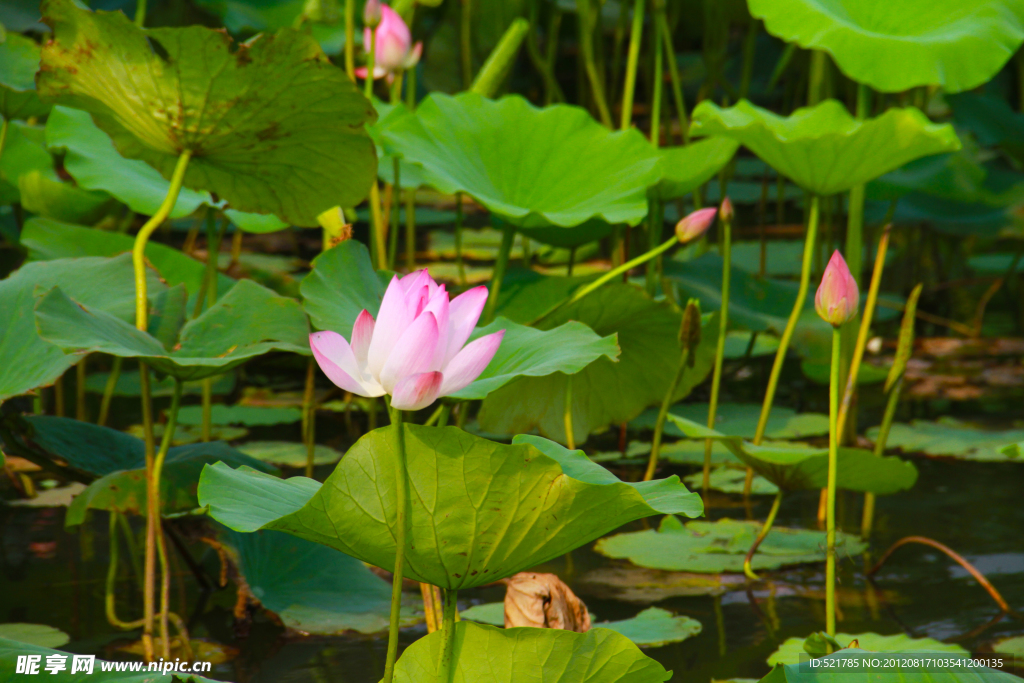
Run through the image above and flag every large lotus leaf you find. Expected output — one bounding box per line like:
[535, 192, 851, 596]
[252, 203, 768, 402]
[198, 424, 702, 589]
[35, 278, 310, 381]
[220, 529, 421, 634]
[392, 621, 671, 683]
[0, 637, 220, 682]
[0, 624, 68, 648]
[461, 604, 701, 648]
[632, 402, 829, 440]
[37, 0, 378, 226]
[689, 100, 961, 195]
[759, 648, 1018, 683]
[379, 92, 661, 237]
[17, 169, 115, 224]
[949, 92, 1024, 164]
[0, 121, 56, 203]
[493, 267, 598, 325]
[748, 0, 1024, 93]
[370, 99, 428, 189]
[85, 370, 236, 398]
[767, 632, 967, 667]
[0, 255, 165, 403]
[666, 414, 918, 494]
[0, 31, 50, 120]
[654, 137, 740, 201]
[19, 217, 236, 301]
[595, 516, 867, 574]
[869, 418, 1024, 462]
[300, 240, 619, 400]
[478, 284, 717, 446]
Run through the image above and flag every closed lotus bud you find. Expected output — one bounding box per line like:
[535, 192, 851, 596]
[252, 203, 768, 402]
[363, 0, 382, 27]
[679, 299, 702, 365]
[675, 207, 717, 243]
[720, 197, 734, 224]
[815, 250, 859, 327]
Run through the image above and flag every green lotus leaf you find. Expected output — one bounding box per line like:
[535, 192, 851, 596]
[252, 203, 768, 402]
[370, 99, 429, 189]
[85, 370, 236, 398]
[125, 422, 248, 446]
[748, 0, 1024, 93]
[0, 31, 50, 119]
[666, 414, 918, 494]
[0, 121, 55, 203]
[220, 528, 422, 634]
[198, 424, 702, 589]
[35, 278, 310, 381]
[37, 0, 378, 226]
[392, 621, 671, 683]
[994, 636, 1024, 657]
[759, 648, 1017, 683]
[461, 604, 701, 649]
[595, 516, 867, 574]
[300, 240, 619, 400]
[236, 440, 343, 467]
[478, 284, 717, 446]
[190, 0, 348, 55]
[767, 632, 967, 667]
[17, 169, 115, 224]
[632, 402, 829, 440]
[0, 624, 68, 649]
[870, 418, 1024, 462]
[654, 136, 740, 201]
[684, 467, 778, 495]
[690, 100, 961, 196]
[379, 92, 661, 241]
[949, 92, 1024, 165]
[492, 267, 599, 325]
[20, 217, 236, 303]
[0, 255, 165, 404]
[174, 405, 302, 427]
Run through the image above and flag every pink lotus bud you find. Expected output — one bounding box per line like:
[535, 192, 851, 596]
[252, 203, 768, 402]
[675, 207, 717, 243]
[363, 0, 382, 27]
[356, 4, 423, 83]
[720, 197, 734, 223]
[815, 250, 859, 327]
[310, 271, 504, 411]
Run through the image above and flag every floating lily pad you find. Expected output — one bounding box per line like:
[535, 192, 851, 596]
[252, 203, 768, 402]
[0, 31, 49, 120]
[595, 516, 868, 574]
[577, 566, 747, 603]
[767, 632, 968, 666]
[632, 402, 830, 440]
[125, 423, 249, 446]
[174, 405, 302, 427]
[392, 621, 671, 683]
[0, 624, 69, 648]
[869, 418, 1024, 462]
[684, 468, 778, 495]
[654, 137, 740, 200]
[36, 279, 310, 382]
[800, 359, 890, 385]
[38, 0, 378, 225]
[379, 92, 661, 244]
[221, 529, 421, 635]
[236, 441, 343, 467]
[199, 425, 702, 590]
[690, 100, 961, 196]
[85, 370, 236, 398]
[7, 482, 87, 508]
[300, 240, 619, 401]
[479, 284, 717, 446]
[748, 0, 1024, 92]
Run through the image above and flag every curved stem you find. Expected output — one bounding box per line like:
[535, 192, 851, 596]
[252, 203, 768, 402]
[437, 588, 459, 682]
[657, 10, 688, 144]
[106, 513, 145, 630]
[825, 326, 841, 636]
[861, 375, 902, 538]
[344, 0, 355, 79]
[133, 150, 191, 333]
[470, 18, 530, 98]
[644, 347, 690, 481]
[150, 378, 182, 659]
[576, 0, 613, 127]
[139, 362, 156, 661]
[704, 211, 731, 497]
[743, 491, 782, 580]
[382, 406, 409, 683]
[866, 536, 1011, 613]
[619, 0, 646, 130]
[482, 219, 516, 325]
[570, 235, 677, 306]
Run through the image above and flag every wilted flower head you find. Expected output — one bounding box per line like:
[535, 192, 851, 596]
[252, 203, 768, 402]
[310, 271, 504, 411]
[675, 207, 717, 243]
[815, 250, 859, 327]
[356, 3, 422, 83]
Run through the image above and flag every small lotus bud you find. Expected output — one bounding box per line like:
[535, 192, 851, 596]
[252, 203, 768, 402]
[679, 299, 702, 365]
[363, 0, 382, 28]
[720, 197, 734, 223]
[815, 250, 859, 327]
[675, 207, 717, 243]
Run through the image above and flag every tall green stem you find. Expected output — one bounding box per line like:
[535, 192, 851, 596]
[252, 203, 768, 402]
[405, 190, 417, 271]
[106, 513, 145, 630]
[825, 326, 841, 636]
[563, 378, 575, 449]
[471, 18, 530, 98]
[344, 0, 355, 78]
[644, 347, 690, 481]
[98, 357, 122, 427]
[861, 375, 902, 538]
[437, 588, 459, 682]
[808, 50, 827, 106]
[657, 11, 688, 144]
[388, 161, 402, 270]
[199, 213, 225, 442]
[482, 219, 516, 324]
[645, 197, 662, 296]
[365, 30, 378, 99]
[303, 359, 317, 479]
[76, 357, 88, 422]
[703, 211, 731, 496]
[570, 235, 676, 306]
[576, 0, 613, 127]
[0, 119, 9, 162]
[382, 405, 409, 683]
[134, 0, 146, 27]
[743, 491, 782, 580]
[619, 0, 646, 130]
[460, 0, 473, 88]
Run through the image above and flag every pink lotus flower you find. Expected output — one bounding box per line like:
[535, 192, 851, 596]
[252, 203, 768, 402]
[356, 3, 423, 83]
[815, 250, 859, 327]
[310, 270, 504, 411]
[675, 207, 718, 243]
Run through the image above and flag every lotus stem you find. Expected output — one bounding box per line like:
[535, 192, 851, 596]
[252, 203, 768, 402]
[704, 212, 731, 497]
[861, 375, 902, 538]
[866, 536, 1011, 613]
[460, 0, 473, 88]
[746, 194, 820, 497]
[106, 512, 145, 630]
[808, 50, 827, 106]
[138, 362, 156, 661]
[133, 149, 191, 332]
[53, 374, 64, 417]
[200, 213, 225, 442]
[149, 378, 182, 659]
[0, 119, 9, 161]
[645, 26, 664, 295]
[405, 189, 417, 272]
[825, 326, 841, 636]
[388, 161, 401, 270]
[571, 235, 677, 306]
[365, 29, 377, 99]
[344, 0, 355, 79]
[134, 0, 146, 26]
[302, 359, 317, 478]
[644, 346, 690, 482]
[437, 588, 459, 682]
[619, 0, 646, 130]
[471, 17, 529, 98]
[482, 219, 516, 324]
[576, 0, 612, 127]
[421, 582, 439, 633]
[656, 6, 688, 144]
[738, 20, 758, 100]
[563, 377, 575, 449]
[76, 356, 88, 422]
[382, 405, 410, 683]
[117, 510, 143, 582]
[743, 491, 782, 580]
[369, 183, 387, 270]
[525, 0, 563, 104]
[455, 193, 466, 285]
